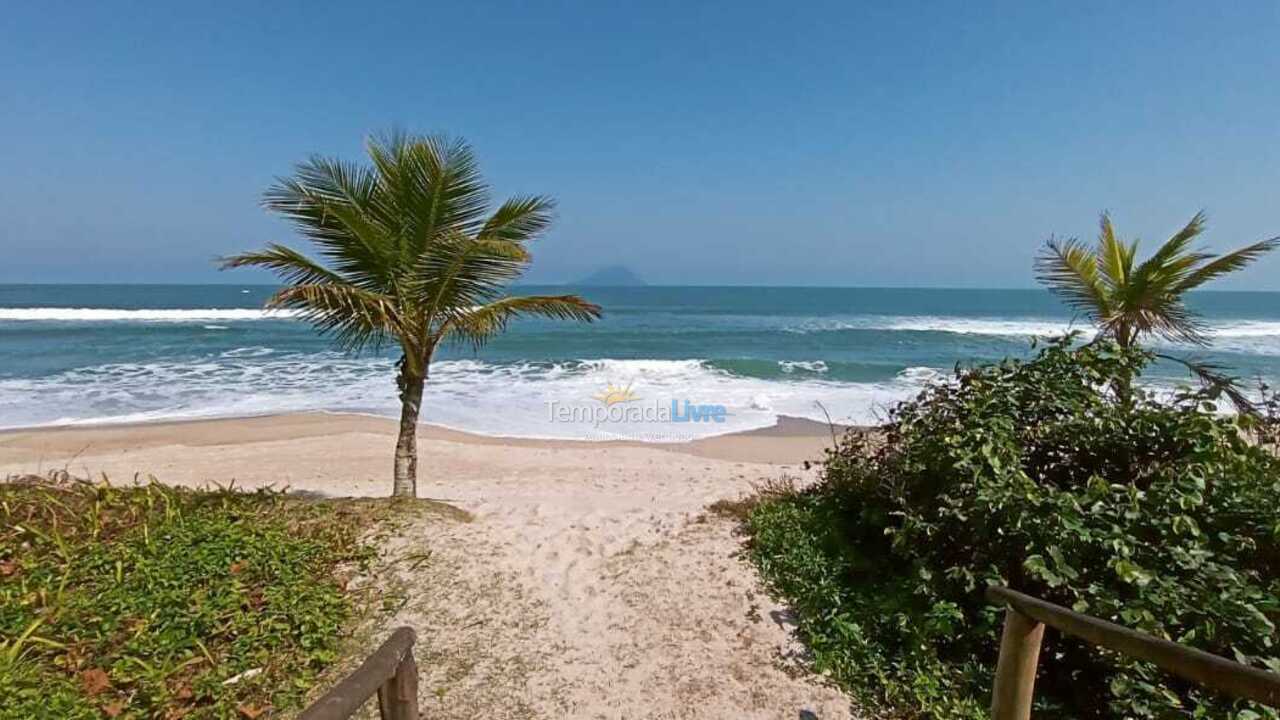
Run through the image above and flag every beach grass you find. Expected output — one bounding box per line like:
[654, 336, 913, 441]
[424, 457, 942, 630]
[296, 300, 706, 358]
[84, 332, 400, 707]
[0, 473, 396, 719]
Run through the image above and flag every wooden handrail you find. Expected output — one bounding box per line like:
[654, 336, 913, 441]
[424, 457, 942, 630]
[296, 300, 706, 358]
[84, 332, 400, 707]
[987, 585, 1280, 719]
[299, 626, 419, 720]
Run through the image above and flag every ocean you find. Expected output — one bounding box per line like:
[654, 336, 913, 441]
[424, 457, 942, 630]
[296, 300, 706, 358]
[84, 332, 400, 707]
[2, 284, 1279, 440]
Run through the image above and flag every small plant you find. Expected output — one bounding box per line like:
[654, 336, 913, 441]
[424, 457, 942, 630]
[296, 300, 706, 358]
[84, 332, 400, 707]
[0, 474, 383, 719]
[744, 339, 1280, 719]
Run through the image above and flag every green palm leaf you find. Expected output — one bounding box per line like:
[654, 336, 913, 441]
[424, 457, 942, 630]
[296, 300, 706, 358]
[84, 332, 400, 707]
[1175, 236, 1280, 293]
[413, 232, 533, 320]
[1096, 212, 1133, 290]
[441, 295, 603, 348]
[1035, 236, 1110, 320]
[263, 159, 395, 290]
[479, 196, 556, 242]
[266, 283, 402, 354]
[1133, 211, 1207, 280]
[219, 244, 349, 286]
[367, 132, 489, 256]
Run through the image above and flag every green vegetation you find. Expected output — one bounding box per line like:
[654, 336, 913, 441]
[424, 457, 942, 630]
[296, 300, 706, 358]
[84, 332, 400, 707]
[1036, 211, 1277, 348]
[0, 475, 385, 719]
[739, 339, 1280, 719]
[223, 131, 601, 497]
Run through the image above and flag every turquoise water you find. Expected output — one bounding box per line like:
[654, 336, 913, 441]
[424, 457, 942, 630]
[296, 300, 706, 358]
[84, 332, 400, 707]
[2, 284, 1279, 438]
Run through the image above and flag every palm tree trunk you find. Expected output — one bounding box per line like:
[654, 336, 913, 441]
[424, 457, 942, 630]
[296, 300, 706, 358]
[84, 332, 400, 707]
[393, 369, 425, 498]
[1113, 324, 1134, 406]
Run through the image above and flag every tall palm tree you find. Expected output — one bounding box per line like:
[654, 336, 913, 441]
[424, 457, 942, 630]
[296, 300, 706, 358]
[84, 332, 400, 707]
[1036, 211, 1277, 348]
[223, 132, 602, 497]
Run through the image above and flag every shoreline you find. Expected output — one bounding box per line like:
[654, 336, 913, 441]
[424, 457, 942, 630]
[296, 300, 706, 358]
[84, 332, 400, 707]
[0, 409, 847, 443]
[0, 411, 858, 482]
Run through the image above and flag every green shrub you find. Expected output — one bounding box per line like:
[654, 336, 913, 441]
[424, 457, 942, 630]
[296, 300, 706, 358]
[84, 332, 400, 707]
[746, 339, 1280, 719]
[0, 477, 381, 719]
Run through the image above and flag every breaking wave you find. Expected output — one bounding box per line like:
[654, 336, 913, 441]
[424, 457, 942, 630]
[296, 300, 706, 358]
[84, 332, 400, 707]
[0, 308, 300, 322]
[0, 356, 936, 440]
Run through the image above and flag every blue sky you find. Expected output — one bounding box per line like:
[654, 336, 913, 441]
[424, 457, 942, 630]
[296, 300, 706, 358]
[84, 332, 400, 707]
[2, 1, 1278, 288]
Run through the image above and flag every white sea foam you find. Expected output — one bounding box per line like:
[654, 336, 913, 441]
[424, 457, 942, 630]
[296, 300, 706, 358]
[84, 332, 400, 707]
[3, 301, 1277, 437]
[1197, 321, 1280, 354]
[221, 347, 275, 358]
[781, 315, 1280, 354]
[880, 316, 1084, 336]
[0, 308, 300, 322]
[0, 355, 926, 440]
[779, 360, 829, 374]
[2, 345, 1267, 438]
[784, 315, 1086, 337]
[898, 366, 945, 383]
[5, 306, 1279, 345]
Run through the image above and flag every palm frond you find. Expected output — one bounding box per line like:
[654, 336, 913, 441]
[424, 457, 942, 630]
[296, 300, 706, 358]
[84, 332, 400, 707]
[219, 244, 348, 286]
[1176, 236, 1280, 293]
[409, 135, 489, 234]
[1131, 211, 1207, 284]
[479, 195, 556, 242]
[1096, 212, 1132, 290]
[1035, 236, 1110, 320]
[1156, 352, 1257, 415]
[262, 157, 395, 290]
[439, 295, 602, 348]
[265, 284, 403, 354]
[366, 132, 490, 260]
[1119, 215, 1199, 320]
[1125, 297, 1210, 346]
[413, 232, 532, 323]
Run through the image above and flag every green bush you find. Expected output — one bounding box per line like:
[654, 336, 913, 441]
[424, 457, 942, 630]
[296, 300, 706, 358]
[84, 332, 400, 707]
[0, 477, 381, 719]
[745, 339, 1280, 719]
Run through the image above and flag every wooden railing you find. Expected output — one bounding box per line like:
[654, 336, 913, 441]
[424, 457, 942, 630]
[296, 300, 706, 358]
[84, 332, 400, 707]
[987, 585, 1280, 720]
[299, 627, 418, 720]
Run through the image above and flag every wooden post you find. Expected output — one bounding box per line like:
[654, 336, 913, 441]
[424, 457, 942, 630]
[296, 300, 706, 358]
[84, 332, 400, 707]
[985, 585, 1280, 711]
[990, 606, 1044, 720]
[988, 584, 1280, 708]
[301, 627, 418, 720]
[379, 649, 418, 720]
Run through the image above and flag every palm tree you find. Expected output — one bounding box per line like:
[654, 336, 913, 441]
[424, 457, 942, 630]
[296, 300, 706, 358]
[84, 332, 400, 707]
[1036, 211, 1277, 348]
[223, 132, 602, 497]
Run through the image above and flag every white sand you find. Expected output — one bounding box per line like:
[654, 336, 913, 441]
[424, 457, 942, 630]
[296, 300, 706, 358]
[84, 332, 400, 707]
[0, 413, 858, 719]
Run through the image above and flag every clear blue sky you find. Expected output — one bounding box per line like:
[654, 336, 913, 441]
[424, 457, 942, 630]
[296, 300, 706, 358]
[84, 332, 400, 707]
[3, 1, 1278, 288]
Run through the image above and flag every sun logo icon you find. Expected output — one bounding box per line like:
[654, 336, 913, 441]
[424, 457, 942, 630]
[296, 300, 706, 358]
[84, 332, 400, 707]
[593, 382, 639, 406]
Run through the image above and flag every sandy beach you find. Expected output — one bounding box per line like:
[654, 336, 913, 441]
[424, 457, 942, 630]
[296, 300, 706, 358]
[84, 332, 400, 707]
[0, 414, 858, 719]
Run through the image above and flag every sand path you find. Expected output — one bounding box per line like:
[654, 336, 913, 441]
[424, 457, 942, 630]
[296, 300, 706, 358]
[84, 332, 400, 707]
[0, 414, 857, 719]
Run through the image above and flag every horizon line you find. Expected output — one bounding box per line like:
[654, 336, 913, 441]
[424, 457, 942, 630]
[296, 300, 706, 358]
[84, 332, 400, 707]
[2, 281, 1280, 294]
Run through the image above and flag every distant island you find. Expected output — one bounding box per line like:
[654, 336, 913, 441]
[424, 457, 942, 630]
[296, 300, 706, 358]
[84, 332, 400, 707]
[575, 266, 646, 286]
